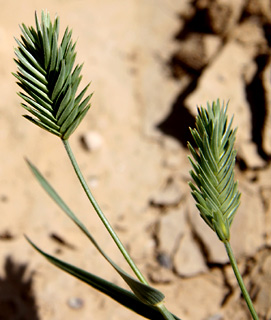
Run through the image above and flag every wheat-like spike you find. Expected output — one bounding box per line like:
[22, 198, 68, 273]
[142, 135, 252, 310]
[188, 100, 241, 242]
[13, 11, 92, 140]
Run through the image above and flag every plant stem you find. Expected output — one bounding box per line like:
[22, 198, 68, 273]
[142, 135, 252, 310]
[156, 303, 176, 320]
[62, 139, 148, 284]
[62, 139, 176, 320]
[224, 240, 259, 320]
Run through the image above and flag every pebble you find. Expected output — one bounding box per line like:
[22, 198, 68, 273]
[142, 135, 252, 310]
[80, 131, 103, 151]
[150, 178, 182, 207]
[67, 297, 84, 309]
[88, 175, 99, 188]
[156, 252, 172, 269]
[204, 314, 224, 320]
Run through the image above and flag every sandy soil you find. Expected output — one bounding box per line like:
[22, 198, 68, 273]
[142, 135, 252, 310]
[0, 1, 271, 319]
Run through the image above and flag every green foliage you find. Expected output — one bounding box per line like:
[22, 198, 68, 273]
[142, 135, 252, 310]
[26, 237, 181, 320]
[26, 159, 166, 309]
[188, 100, 241, 242]
[13, 10, 258, 320]
[13, 12, 176, 320]
[13, 11, 92, 139]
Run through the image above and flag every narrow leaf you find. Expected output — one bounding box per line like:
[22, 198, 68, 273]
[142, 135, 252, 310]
[26, 160, 165, 306]
[23, 116, 62, 137]
[22, 104, 59, 130]
[26, 238, 180, 320]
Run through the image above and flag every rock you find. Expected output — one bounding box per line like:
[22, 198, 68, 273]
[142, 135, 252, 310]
[161, 135, 182, 151]
[80, 131, 103, 151]
[204, 314, 224, 320]
[196, 0, 211, 10]
[231, 18, 268, 57]
[222, 298, 250, 320]
[206, 0, 246, 35]
[163, 152, 182, 169]
[188, 196, 229, 264]
[154, 186, 211, 278]
[187, 178, 266, 264]
[179, 0, 197, 20]
[173, 33, 221, 71]
[246, 0, 271, 23]
[87, 175, 99, 188]
[174, 231, 208, 277]
[258, 183, 271, 246]
[67, 297, 84, 309]
[148, 263, 176, 284]
[129, 231, 156, 261]
[185, 39, 259, 160]
[183, 19, 268, 164]
[223, 258, 247, 288]
[230, 180, 265, 259]
[238, 141, 266, 169]
[156, 251, 173, 269]
[203, 35, 222, 63]
[149, 178, 182, 207]
[248, 249, 271, 319]
[261, 58, 271, 155]
[157, 207, 187, 255]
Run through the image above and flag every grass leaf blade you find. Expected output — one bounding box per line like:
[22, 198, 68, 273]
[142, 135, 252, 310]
[26, 160, 165, 306]
[26, 237, 180, 320]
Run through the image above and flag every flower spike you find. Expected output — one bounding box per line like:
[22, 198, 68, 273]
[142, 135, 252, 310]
[188, 100, 241, 242]
[14, 11, 92, 140]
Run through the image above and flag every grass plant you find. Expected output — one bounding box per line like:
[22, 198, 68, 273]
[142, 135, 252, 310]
[188, 101, 258, 320]
[13, 10, 259, 320]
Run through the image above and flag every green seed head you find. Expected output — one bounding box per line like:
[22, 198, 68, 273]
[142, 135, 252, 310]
[188, 100, 241, 242]
[13, 10, 92, 140]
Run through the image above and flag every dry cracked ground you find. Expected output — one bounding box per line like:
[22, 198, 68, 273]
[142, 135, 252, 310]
[0, 0, 271, 319]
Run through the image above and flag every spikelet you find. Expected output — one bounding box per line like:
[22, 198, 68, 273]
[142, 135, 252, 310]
[13, 11, 92, 140]
[188, 100, 241, 242]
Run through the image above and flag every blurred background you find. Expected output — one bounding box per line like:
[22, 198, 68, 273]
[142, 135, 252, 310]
[0, 0, 271, 319]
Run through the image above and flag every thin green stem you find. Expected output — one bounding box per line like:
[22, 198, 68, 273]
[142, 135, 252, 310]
[156, 303, 176, 320]
[224, 240, 259, 320]
[62, 139, 176, 320]
[62, 138, 148, 284]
